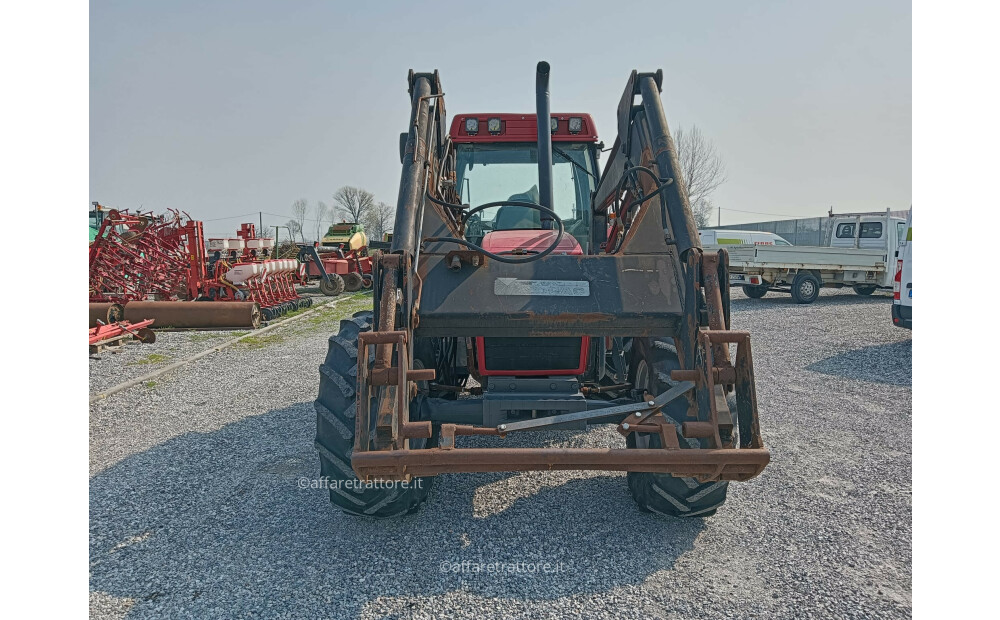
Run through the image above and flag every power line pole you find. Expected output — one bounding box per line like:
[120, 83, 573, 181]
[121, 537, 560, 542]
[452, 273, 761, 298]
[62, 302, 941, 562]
[259, 211, 263, 236]
[718, 205, 721, 227]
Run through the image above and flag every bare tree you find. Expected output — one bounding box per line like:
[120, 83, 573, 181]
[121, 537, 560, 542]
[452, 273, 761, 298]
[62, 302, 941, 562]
[674, 125, 727, 228]
[285, 219, 303, 244]
[332, 186, 375, 224]
[291, 198, 309, 241]
[314, 200, 329, 241]
[363, 201, 394, 242]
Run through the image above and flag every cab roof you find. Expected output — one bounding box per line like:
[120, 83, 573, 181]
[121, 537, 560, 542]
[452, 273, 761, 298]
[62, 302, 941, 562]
[449, 113, 598, 143]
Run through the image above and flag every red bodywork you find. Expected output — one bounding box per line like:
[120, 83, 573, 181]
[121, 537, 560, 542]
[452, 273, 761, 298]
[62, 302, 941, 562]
[475, 229, 588, 377]
[479, 229, 582, 255]
[449, 113, 599, 143]
[302, 250, 373, 278]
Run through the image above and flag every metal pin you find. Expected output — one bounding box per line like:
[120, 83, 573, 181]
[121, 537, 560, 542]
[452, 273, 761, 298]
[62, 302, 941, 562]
[622, 423, 630, 430]
[634, 412, 642, 417]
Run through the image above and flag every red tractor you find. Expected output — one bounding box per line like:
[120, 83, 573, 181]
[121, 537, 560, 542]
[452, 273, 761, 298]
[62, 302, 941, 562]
[314, 63, 769, 518]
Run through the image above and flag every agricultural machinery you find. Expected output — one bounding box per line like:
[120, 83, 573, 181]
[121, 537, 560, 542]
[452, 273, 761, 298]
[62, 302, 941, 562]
[313, 62, 770, 519]
[298, 222, 374, 295]
[89, 211, 309, 325]
[321, 222, 368, 250]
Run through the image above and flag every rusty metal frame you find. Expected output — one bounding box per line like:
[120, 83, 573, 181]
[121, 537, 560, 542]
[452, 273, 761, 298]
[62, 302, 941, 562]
[353, 446, 768, 482]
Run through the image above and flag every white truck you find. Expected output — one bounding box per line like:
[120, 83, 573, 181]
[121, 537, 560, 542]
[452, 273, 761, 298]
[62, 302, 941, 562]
[709, 210, 909, 304]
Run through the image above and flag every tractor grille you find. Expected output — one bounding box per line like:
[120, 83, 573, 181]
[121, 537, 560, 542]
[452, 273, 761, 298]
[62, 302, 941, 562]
[481, 337, 584, 373]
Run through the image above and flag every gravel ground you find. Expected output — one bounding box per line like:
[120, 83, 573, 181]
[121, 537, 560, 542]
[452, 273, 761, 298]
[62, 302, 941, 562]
[88, 288, 334, 395]
[89, 286, 911, 619]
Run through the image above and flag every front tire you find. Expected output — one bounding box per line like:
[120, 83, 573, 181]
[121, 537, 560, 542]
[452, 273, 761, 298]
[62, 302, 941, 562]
[314, 311, 435, 517]
[624, 338, 729, 517]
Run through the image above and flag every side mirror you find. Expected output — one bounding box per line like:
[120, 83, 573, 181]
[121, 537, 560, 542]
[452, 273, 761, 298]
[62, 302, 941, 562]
[399, 132, 408, 164]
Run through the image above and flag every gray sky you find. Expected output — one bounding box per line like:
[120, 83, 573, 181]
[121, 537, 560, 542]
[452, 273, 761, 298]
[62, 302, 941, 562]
[91, 0, 911, 237]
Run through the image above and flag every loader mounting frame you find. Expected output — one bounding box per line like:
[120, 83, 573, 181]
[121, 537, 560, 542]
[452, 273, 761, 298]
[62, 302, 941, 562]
[349, 64, 769, 484]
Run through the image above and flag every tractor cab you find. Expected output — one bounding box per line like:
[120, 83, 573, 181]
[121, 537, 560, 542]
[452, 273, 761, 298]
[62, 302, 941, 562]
[449, 114, 599, 253]
[446, 114, 600, 379]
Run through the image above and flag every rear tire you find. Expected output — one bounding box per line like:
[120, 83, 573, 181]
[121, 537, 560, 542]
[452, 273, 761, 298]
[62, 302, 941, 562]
[742, 284, 769, 299]
[852, 284, 876, 296]
[624, 338, 729, 517]
[319, 273, 345, 296]
[314, 311, 435, 517]
[790, 273, 821, 304]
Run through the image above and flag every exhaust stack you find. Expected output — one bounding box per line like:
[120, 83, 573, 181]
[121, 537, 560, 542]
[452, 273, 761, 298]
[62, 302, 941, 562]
[535, 61, 554, 229]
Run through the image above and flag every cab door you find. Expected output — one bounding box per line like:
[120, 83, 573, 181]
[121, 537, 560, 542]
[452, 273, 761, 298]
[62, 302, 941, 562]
[830, 219, 858, 248]
[857, 218, 887, 250]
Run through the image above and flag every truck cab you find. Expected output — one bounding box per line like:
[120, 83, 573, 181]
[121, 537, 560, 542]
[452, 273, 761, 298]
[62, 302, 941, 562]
[830, 214, 907, 250]
[829, 212, 907, 286]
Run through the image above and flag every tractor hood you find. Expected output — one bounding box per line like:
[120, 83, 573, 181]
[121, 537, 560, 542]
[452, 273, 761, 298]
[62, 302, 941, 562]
[480, 229, 582, 256]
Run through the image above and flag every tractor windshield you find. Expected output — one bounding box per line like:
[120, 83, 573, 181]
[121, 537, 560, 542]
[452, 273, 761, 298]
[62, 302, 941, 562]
[455, 142, 596, 251]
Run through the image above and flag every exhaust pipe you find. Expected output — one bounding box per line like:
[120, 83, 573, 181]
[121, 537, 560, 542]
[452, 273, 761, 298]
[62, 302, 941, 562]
[535, 61, 554, 229]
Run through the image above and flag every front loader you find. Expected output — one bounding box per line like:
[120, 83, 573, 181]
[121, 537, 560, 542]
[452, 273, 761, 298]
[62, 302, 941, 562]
[314, 62, 769, 518]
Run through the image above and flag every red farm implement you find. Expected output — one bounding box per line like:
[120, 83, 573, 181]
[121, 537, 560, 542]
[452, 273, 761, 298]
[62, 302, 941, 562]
[298, 243, 373, 296]
[89, 318, 156, 354]
[89, 210, 310, 322]
[88, 210, 190, 303]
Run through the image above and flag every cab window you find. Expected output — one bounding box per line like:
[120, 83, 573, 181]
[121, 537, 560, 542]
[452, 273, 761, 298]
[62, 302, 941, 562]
[859, 222, 883, 239]
[836, 223, 855, 238]
[455, 142, 596, 251]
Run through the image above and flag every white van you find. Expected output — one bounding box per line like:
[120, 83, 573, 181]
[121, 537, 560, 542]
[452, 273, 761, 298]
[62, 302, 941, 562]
[891, 211, 912, 329]
[699, 229, 793, 246]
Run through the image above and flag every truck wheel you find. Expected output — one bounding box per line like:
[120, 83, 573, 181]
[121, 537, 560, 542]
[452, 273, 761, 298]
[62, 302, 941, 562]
[742, 284, 769, 299]
[314, 311, 436, 517]
[790, 273, 820, 304]
[318, 273, 345, 296]
[852, 284, 876, 296]
[624, 337, 729, 517]
[343, 272, 364, 292]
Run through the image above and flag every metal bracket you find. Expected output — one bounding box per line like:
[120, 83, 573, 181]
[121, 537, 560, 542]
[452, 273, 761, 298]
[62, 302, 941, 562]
[496, 381, 694, 433]
[445, 250, 486, 270]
